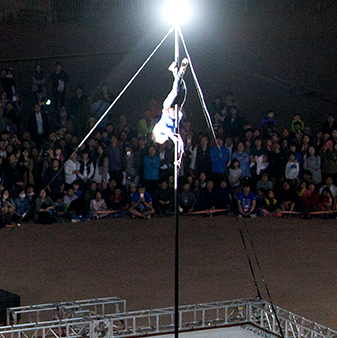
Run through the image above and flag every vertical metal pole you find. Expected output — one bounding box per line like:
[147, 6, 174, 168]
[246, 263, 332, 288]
[174, 24, 180, 338]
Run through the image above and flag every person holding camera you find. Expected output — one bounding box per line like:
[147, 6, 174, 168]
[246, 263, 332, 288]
[129, 185, 155, 220]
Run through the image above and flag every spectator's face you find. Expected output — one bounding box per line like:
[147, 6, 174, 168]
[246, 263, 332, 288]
[268, 112, 274, 119]
[268, 190, 274, 199]
[214, 113, 221, 121]
[97, 146, 104, 154]
[245, 130, 252, 139]
[109, 180, 116, 188]
[290, 145, 296, 153]
[237, 142, 244, 152]
[139, 187, 145, 195]
[111, 136, 118, 147]
[34, 104, 41, 114]
[56, 64, 62, 72]
[282, 140, 288, 148]
[220, 181, 227, 189]
[199, 172, 206, 181]
[106, 125, 113, 134]
[68, 189, 74, 197]
[76, 87, 83, 96]
[207, 181, 214, 190]
[317, 131, 323, 139]
[225, 137, 233, 146]
[273, 143, 280, 151]
[326, 177, 333, 186]
[40, 190, 46, 198]
[262, 175, 268, 182]
[308, 146, 315, 156]
[91, 183, 97, 191]
[308, 184, 315, 191]
[53, 160, 59, 169]
[200, 137, 208, 147]
[216, 139, 223, 147]
[148, 146, 156, 157]
[161, 182, 168, 190]
[71, 153, 77, 162]
[328, 116, 335, 123]
[115, 188, 121, 196]
[294, 115, 300, 122]
[73, 184, 79, 191]
[255, 139, 261, 147]
[187, 176, 193, 185]
[120, 115, 126, 124]
[333, 130, 337, 139]
[283, 182, 290, 190]
[95, 192, 102, 201]
[243, 186, 250, 194]
[130, 185, 137, 193]
[289, 154, 295, 162]
[82, 153, 88, 161]
[184, 183, 190, 191]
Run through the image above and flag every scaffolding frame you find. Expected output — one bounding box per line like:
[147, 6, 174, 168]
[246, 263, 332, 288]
[1, 298, 336, 338]
[7, 297, 126, 326]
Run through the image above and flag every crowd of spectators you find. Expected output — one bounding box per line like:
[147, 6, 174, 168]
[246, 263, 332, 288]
[0, 62, 336, 225]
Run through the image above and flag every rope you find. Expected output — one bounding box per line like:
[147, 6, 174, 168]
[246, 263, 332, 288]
[21, 26, 174, 221]
[178, 28, 284, 338]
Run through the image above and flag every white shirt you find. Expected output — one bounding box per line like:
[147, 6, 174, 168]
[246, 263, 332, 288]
[64, 159, 80, 184]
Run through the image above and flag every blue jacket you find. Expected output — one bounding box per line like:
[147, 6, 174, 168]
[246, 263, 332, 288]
[143, 155, 161, 180]
[210, 145, 229, 174]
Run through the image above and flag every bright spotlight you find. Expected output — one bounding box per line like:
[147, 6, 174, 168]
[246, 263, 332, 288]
[163, 0, 190, 25]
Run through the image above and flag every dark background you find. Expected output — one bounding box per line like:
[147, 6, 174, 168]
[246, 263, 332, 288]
[0, 0, 336, 131]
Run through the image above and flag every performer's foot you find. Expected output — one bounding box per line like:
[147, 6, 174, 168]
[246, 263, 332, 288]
[178, 58, 189, 78]
[168, 61, 178, 76]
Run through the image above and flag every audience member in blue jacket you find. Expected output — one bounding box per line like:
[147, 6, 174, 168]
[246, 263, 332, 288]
[210, 138, 229, 186]
[143, 145, 161, 197]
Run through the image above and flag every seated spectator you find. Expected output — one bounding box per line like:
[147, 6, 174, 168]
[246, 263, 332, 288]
[237, 183, 256, 217]
[64, 188, 78, 208]
[256, 173, 273, 191]
[129, 186, 155, 219]
[223, 105, 244, 138]
[285, 152, 300, 186]
[84, 181, 98, 210]
[108, 187, 125, 214]
[217, 180, 234, 210]
[319, 187, 334, 218]
[35, 189, 54, 224]
[72, 180, 82, 198]
[13, 189, 30, 222]
[278, 180, 299, 217]
[256, 187, 266, 216]
[1, 189, 15, 224]
[54, 194, 67, 223]
[301, 183, 319, 215]
[155, 181, 173, 217]
[297, 180, 308, 197]
[178, 182, 197, 214]
[319, 176, 337, 198]
[90, 191, 108, 218]
[68, 197, 91, 222]
[261, 190, 280, 217]
[200, 180, 217, 211]
[64, 152, 80, 191]
[228, 159, 242, 194]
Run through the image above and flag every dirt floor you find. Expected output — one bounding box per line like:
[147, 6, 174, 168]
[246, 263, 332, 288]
[0, 215, 336, 330]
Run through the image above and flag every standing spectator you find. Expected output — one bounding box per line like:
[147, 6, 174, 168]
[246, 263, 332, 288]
[217, 180, 233, 210]
[78, 150, 94, 190]
[45, 158, 64, 200]
[210, 138, 229, 187]
[290, 113, 304, 133]
[50, 62, 69, 113]
[285, 152, 300, 185]
[138, 109, 154, 139]
[195, 135, 212, 177]
[69, 86, 90, 137]
[320, 140, 337, 182]
[303, 146, 322, 184]
[32, 64, 46, 99]
[257, 173, 273, 191]
[268, 141, 287, 190]
[28, 104, 50, 147]
[231, 142, 250, 179]
[319, 176, 337, 198]
[64, 152, 80, 190]
[237, 183, 256, 217]
[228, 159, 242, 194]
[223, 105, 244, 138]
[322, 113, 337, 135]
[93, 144, 109, 190]
[1, 68, 16, 101]
[106, 135, 123, 185]
[143, 145, 160, 197]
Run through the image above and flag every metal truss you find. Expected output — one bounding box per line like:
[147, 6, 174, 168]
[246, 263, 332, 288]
[7, 297, 126, 325]
[0, 298, 336, 338]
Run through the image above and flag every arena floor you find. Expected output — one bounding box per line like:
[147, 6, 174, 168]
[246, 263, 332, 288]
[0, 215, 336, 330]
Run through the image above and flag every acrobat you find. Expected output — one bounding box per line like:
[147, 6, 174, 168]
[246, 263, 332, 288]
[152, 58, 189, 166]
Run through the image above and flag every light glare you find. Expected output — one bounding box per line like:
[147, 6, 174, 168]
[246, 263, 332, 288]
[163, 0, 190, 25]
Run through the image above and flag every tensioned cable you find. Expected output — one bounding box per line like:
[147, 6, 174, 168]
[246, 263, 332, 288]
[179, 28, 284, 338]
[21, 26, 174, 220]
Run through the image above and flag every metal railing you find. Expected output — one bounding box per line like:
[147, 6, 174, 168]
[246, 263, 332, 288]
[1, 298, 337, 338]
[7, 297, 126, 325]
